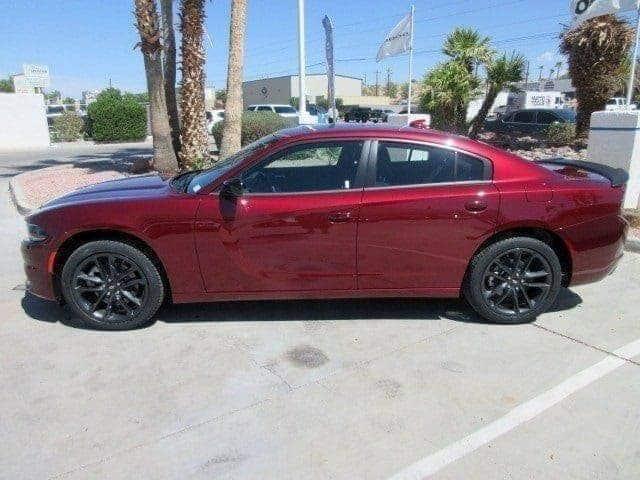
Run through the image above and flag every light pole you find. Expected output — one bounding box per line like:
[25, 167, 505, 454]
[297, 0, 307, 116]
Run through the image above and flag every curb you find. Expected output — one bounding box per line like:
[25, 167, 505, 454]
[8, 174, 36, 216]
[625, 235, 640, 254]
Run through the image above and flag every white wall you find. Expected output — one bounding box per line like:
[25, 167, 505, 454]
[290, 74, 362, 101]
[0, 93, 50, 151]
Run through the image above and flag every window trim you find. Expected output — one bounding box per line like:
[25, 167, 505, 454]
[237, 138, 372, 196]
[364, 139, 493, 190]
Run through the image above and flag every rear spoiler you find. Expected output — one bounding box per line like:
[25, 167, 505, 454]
[536, 158, 629, 188]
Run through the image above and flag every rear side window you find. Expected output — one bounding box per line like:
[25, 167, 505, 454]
[512, 111, 535, 123]
[374, 142, 488, 187]
[257, 106, 272, 112]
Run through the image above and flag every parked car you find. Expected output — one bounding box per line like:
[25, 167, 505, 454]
[22, 125, 628, 330]
[605, 97, 637, 111]
[247, 104, 299, 120]
[370, 109, 395, 123]
[485, 108, 576, 134]
[343, 106, 372, 123]
[205, 109, 225, 134]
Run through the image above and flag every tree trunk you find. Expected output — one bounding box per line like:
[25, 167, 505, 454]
[134, 0, 179, 174]
[160, 0, 181, 156]
[179, 0, 209, 168]
[468, 86, 498, 139]
[219, 0, 248, 159]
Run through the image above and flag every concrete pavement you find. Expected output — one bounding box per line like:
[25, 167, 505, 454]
[0, 150, 639, 479]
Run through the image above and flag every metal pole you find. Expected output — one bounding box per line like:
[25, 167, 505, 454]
[407, 5, 415, 122]
[297, 0, 307, 116]
[626, 6, 640, 108]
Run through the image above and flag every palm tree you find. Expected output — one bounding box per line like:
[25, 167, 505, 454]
[555, 61, 563, 79]
[134, 0, 179, 173]
[468, 53, 525, 139]
[179, 0, 209, 167]
[420, 61, 479, 133]
[560, 15, 634, 136]
[219, 0, 248, 159]
[160, 0, 181, 155]
[442, 27, 492, 128]
[442, 27, 493, 75]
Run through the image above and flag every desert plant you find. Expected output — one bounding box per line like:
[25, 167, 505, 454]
[51, 111, 84, 142]
[546, 122, 576, 145]
[179, 0, 209, 168]
[468, 53, 525, 139]
[87, 88, 147, 142]
[134, 0, 179, 172]
[211, 112, 291, 149]
[161, 0, 181, 155]
[219, 0, 248, 158]
[420, 61, 479, 132]
[560, 15, 634, 136]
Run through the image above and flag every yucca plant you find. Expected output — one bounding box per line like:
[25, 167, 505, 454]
[219, 0, 248, 159]
[468, 53, 525, 139]
[443, 27, 493, 74]
[134, 0, 179, 173]
[179, 0, 209, 168]
[560, 15, 634, 136]
[420, 61, 479, 132]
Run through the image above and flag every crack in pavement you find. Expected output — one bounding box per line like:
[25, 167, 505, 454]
[532, 322, 640, 367]
[50, 324, 459, 478]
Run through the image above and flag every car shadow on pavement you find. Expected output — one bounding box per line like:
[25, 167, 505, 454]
[21, 288, 583, 330]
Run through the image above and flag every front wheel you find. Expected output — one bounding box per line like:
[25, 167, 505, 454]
[61, 240, 165, 330]
[463, 237, 562, 324]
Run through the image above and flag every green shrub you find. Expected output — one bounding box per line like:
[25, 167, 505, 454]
[546, 122, 576, 145]
[211, 111, 293, 149]
[51, 111, 84, 142]
[87, 88, 147, 142]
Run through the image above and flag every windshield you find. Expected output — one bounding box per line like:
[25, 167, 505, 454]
[555, 109, 576, 122]
[274, 106, 297, 114]
[186, 134, 281, 193]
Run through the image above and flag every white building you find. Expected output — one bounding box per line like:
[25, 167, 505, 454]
[242, 74, 362, 108]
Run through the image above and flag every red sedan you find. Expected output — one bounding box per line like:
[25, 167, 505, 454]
[22, 125, 628, 330]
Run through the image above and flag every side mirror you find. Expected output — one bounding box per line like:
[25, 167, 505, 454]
[220, 178, 243, 199]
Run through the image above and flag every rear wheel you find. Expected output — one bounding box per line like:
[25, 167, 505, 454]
[61, 240, 164, 330]
[463, 237, 562, 324]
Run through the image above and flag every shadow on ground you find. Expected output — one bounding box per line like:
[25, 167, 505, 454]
[0, 146, 151, 179]
[22, 288, 583, 331]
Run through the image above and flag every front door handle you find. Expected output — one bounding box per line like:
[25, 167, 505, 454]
[327, 212, 352, 223]
[464, 200, 488, 212]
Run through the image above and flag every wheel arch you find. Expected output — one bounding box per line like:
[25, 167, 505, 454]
[52, 229, 172, 302]
[471, 226, 573, 287]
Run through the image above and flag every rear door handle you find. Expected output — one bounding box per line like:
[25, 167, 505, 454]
[464, 200, 488, 212]
[327, 212, 352, 223]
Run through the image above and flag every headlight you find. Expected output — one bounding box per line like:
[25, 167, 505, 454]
[26, 223, 48, 242]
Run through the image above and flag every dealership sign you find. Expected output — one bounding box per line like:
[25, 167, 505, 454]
[22, 64, 50, 88]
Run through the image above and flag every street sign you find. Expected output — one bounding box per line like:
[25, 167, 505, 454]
[22, 64, 50, 88]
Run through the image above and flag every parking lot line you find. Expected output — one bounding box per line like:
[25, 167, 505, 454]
[388, 337, 640, 480]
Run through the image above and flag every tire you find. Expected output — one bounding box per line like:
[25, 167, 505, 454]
[463, 237, 562, 324]
[61, 240, 165, 330]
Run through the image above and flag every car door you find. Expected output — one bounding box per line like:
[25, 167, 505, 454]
[357, 140, 500, 291]
[509, 110, 536, 133]
[195, 139, 369, 293]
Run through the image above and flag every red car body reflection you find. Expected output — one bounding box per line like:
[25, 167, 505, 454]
[23, 125, 627, 306]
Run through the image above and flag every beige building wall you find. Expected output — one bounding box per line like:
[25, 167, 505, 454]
[0, 93, 50, 151]
[290, 74, 362, 102]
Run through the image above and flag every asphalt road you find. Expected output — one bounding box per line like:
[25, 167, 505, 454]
[1, 145, 639, 479]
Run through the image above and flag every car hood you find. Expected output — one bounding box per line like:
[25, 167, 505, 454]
[42, 174, 171, 209]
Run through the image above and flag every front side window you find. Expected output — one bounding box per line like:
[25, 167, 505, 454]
[241, 141, 364, 193]
[375, 142, 488, 187]
[274, 106, 297, 114]
[257, 106, 272, 112]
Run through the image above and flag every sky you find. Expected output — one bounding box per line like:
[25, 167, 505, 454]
[0, 0, 625, 98]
